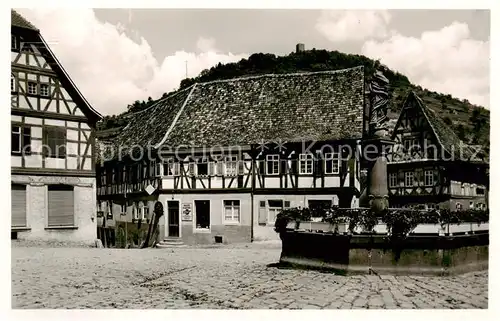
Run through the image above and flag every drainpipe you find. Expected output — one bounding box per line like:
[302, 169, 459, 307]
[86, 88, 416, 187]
[250, 144, 255, 242]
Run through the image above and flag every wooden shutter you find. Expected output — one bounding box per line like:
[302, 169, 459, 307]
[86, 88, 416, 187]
[48, 185, 74, 227]
[238, 160, 244, 175]
[11, 184, 26, 227]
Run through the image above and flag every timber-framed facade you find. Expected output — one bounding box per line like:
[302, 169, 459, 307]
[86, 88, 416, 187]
[97, 67, 366, 244]
[11, 10, 102, 244]
[387, 91, 489, 211]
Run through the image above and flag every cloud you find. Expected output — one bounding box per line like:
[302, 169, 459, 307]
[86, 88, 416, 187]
[315, 10, 391, 42]
[17, 9, 248, 116]
[362, 22, 490, 108]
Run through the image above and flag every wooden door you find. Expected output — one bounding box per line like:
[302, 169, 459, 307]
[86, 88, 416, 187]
[167, 201, 180, 237]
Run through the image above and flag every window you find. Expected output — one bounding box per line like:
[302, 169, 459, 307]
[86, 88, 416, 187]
[476, 187, 485, 195]
[11, 35, 17, 50]
[155, 162, 162, 177]
[142, 206, 149, 220]
[163, 159, 180, 176]
[40, 84, 50, 97]
[456, 203, 463, 211]
[43, 127, 66, 158]
[223, 200, 240, 223]
[324, 152, 340, 174]
[27, 82, 37, 95]
[299, 153, 313, 174]
[424, 170, 434, 186]
[404, 172, 414, 186]
[120, 204, 126, 215]
[404, 138, 419, 153]
[12, 184, 27, 228]
[195, 200, 210, 229]
[225, 155, 238, 176]
[463, 184, 470, 196]
[389, 173, 398, 187]
[11, 76, 15, 92]
[11, 125, 31, 155]
[197, 157, 209, 176]
[47, 185, 74, 227]
[267, 200, 284, 224]
[266, 154, 280, 175]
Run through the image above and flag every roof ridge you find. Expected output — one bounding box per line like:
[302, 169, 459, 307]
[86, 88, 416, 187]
[194, 65, 365, 87]
[153, 83, 198, 148]
[38, 34, 102, 120]
[411, 92, 449, 155]
[413, 91, 473, 159]
[126, 85, 196, 117]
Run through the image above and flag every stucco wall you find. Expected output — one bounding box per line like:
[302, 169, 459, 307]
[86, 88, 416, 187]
[159, 193, 252, 244]
[12, 175, 97, 244]
[252, 194, 352, 241]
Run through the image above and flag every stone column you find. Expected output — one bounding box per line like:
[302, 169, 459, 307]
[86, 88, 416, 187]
[360, 138, 394, 214]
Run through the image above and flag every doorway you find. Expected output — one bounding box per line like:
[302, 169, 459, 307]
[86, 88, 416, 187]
[167, 200, 180, 237]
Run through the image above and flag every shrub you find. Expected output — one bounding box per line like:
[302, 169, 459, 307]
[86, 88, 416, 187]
[274, 206, 489, 236]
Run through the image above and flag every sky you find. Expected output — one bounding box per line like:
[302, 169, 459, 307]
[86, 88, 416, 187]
[15, 9, 490, 116]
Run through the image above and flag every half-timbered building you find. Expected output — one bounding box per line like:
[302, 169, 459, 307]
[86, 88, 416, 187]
[11, 10, 102, 243]
[97, 66, 366, 244]
[387, 91, 489, 210]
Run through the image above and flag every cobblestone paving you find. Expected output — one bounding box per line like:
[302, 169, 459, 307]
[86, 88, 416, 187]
[11, 243, 488, 309]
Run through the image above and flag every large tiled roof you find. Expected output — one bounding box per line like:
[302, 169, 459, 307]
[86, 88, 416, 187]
[403, 91, 478, 161]
[103, 66, 365, 160]
[11, 10, 38, 31]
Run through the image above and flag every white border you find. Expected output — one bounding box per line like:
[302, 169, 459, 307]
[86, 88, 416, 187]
[3, 2, 498, 321]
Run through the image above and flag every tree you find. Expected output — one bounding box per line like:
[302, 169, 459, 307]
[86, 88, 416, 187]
[443, 116, 453, 126]
[456, 124, 467, 141]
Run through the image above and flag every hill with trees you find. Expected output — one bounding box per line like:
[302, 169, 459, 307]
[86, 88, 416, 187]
[97, 49, 489, 156]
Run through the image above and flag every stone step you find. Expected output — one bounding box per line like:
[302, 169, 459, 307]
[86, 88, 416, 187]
[155, 237, 187, 248]
[156, 243, 188, 249]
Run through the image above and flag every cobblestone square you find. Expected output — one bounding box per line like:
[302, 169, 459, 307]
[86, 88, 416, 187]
[11, 243, 488, 309]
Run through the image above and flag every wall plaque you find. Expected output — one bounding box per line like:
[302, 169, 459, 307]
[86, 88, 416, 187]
[182, 203, 192, 221]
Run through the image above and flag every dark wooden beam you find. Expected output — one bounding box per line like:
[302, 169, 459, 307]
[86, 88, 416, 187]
[11, 108, 88, 122]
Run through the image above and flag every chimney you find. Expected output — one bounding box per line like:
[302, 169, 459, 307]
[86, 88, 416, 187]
[296, 43, 305, 53]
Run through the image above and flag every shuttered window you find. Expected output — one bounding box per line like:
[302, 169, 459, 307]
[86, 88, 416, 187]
[44, 127, 66, 158]
[11, 184, 27, 227]
[48, 185, 75, 227]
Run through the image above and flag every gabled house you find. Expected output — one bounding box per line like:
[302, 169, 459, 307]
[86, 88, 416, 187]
[97, 66, 367, 245]
[11, 10, 102, 243]
[387, 91, 488, 210]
